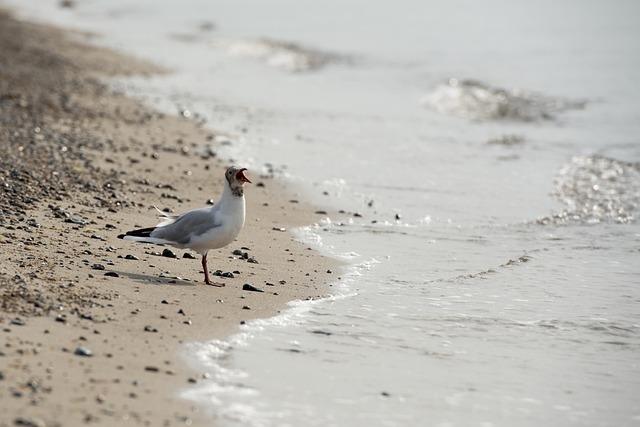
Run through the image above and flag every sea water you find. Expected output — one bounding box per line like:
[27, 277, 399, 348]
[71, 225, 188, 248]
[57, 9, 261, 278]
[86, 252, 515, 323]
[5, 1, 640, 426]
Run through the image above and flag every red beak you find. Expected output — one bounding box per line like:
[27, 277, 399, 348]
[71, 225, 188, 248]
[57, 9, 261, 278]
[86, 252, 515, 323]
[236, 168, 252, 183]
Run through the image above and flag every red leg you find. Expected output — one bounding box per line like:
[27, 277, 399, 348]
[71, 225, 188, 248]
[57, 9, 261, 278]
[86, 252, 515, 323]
[202, 253, 224, 287]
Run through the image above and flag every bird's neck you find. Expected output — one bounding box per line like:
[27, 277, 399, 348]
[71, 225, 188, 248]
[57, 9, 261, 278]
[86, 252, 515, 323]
[222, 182, 244, 199]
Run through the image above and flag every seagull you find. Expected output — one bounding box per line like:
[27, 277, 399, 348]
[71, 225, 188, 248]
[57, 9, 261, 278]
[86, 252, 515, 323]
[118, 165, 251, 286]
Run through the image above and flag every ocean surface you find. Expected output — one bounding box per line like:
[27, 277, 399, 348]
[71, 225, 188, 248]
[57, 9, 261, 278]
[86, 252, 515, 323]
[5, 1, 640, 426]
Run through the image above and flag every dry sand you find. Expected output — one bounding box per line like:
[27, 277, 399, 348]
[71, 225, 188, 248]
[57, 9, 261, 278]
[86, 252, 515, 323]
[0, 10, 341, 427]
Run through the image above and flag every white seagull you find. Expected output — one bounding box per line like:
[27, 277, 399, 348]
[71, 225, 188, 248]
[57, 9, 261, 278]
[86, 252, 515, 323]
[118, 165, 251, 286]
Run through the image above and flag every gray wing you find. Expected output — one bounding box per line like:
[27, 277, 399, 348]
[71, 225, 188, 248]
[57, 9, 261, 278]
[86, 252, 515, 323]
[151, 206, 220, 245]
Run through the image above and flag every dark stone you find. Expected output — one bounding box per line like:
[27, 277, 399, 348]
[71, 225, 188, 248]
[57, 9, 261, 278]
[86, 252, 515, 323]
[74, 346, 92, 357]
[124, 254, 139, 260]
[182, 252, 196, 259]
[242, 284, 264, 293]
[11, 317, 25, 326]
[104, 272, 119, 277]
[144, 325, 158, 333]
[161, 248, 177, 258]
[65, 217, 86, 225]
[91, 263, 105, 270]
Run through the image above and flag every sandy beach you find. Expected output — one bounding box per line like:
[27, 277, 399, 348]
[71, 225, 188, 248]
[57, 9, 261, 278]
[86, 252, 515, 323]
[0, 10, 341, 427]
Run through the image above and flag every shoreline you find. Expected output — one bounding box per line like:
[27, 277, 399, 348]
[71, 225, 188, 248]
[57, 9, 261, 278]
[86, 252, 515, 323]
[0, 10, 342, 427]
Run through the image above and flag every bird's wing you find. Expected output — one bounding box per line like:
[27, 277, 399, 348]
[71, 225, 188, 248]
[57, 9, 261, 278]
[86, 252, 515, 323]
[151, 206, 221, 245]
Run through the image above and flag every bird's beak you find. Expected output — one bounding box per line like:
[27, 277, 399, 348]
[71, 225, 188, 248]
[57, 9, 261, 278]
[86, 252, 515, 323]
[236, 168, 252, 184]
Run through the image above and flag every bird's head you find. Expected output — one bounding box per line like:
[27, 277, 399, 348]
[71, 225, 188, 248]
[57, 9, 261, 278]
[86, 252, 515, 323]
[225, 166, 251, 196]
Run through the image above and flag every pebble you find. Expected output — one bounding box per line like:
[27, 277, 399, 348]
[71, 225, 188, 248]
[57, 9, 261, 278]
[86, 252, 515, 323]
[242, 284, 264, 293]
[162, 248, 177, 258]
[74, 346, 93, 357]
[144, 325, 158, 333]
[14, 418, 45, 427]
[124, 254, 139, 260]
[91, 263, 105, 270]
[144, 366, 159, 373]
[65, 217, 86, 225]
[272, 227, 286, 232]
[104, 272, 119, 277]
[11, 317, 25, 326]
[182, 252, 196, 259]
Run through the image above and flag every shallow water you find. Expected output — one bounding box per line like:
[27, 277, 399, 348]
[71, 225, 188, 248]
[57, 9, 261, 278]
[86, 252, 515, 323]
[6, 0, 640, 425]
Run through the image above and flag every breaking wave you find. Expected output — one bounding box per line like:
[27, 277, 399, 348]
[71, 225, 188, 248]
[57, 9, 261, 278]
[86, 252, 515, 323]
[211, 37, 344, 73]
[539, 155, 640, 225]
[422, 78, 586, 122]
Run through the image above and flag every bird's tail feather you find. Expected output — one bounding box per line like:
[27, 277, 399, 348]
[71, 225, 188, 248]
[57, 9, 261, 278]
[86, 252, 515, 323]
[118, 227, 156, 239]
[118, 233, 174, 245]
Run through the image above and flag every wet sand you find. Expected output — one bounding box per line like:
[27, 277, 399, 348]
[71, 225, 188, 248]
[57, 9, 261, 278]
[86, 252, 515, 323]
[0, 10, 340, 427]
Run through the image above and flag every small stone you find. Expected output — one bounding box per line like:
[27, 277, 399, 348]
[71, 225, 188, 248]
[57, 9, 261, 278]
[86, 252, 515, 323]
[11, 317, 25, 326]
[232, 249, 244, 256]
[14, 418, 45, 427]
[144, 326, 158, 333]
[242, 305, 251, 310]
[125, 254, 139, 260]
[65, 217, 86, 225]
[247, 257, 259, 264]
[91, 263, 105, 270]
[182, 252, 196, 259]
[177, 309, 186, 315]
[161, 300, 169, 304]
[162, 248, 177, 258]
[104, 272, 119, 277]
[144, 366, 159, 373]
[272, 227, 286, 232]
[242, 284, 264, 293]
[74, 346, 93, 357]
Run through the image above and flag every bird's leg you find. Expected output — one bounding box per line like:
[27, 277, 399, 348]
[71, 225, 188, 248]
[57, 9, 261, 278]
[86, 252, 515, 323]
[202, 253, 224, 287]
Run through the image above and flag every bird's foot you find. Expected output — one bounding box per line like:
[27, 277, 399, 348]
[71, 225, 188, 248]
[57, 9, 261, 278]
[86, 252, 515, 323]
[205, 280, 225, 287]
